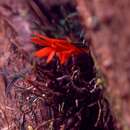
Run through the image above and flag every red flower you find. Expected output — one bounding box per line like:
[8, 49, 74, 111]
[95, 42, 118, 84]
[32, 33, 86, 64]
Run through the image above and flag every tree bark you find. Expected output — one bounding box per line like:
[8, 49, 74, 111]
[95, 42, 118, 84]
[76, 0, 130, 130]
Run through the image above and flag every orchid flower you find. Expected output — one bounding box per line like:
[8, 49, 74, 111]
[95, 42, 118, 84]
[32, 33, 86, 64]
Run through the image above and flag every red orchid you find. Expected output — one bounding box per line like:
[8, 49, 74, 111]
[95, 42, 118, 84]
[32, 33, 86, 64]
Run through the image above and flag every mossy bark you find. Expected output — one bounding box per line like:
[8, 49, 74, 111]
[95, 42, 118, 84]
[77, 0, 130, 130]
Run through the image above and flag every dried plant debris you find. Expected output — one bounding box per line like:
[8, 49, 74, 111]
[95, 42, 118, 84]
[10, 53, 115, 130]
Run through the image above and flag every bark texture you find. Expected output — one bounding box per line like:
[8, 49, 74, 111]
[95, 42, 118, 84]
[76, 0, 130, 130]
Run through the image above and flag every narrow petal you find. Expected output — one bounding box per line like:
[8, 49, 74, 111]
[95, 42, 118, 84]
[46, 50, 56, 63]
[33, 33, 51, 41]
[32, 37, 50, 46]
[60, 53, 67, 64]
[35, 47, 53, 57]
[57, 51, 71, 64]
[61, 53, 71, 64]
[52, 41, 76, 52]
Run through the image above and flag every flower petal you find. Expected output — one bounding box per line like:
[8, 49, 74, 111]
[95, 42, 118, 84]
[46, 50, 56, 63]
[35, 47, 53, 57]
[33, 33, 51, 41]
[32, 37, 50, 46]
[57, 51, 71, 64]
